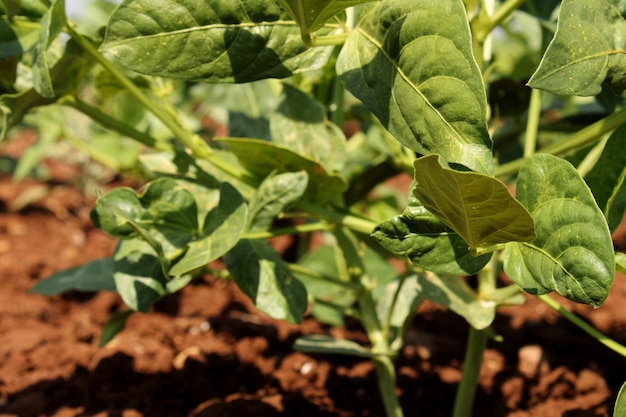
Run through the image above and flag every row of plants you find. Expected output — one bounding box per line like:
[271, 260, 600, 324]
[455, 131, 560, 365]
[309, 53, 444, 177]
[2, 0, 626, 415]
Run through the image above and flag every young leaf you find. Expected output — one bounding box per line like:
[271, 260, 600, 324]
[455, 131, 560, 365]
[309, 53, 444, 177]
[169, 182, 247, 276]
[528, 0, 626, 96]
[224, 239, 308, 324]
[584, 125, 626, 232]
[412, 155, 536, 253]
[29, 258, 117, 295]
[219, 137, 348, 203]
[294, 335, 373, 357]
[504, 154, 615, 307]
[99, 310, 134, 347]
[32, 0, 66, 98]
[101, 0, 336, 83]
[247, 171, 308, 232]
[337, 0, 493, 174]
[275, 0, 373, 43]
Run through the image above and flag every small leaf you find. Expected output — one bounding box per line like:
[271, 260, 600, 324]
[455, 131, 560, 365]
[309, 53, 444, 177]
[615, 380, 626, 417]
[1, 0, 21, 17]
[29, 258, 116, 295]
[32, 0, 66, 98]
[617, 252, 626, 275]
[412, 155, 536, 253]
[99, 310, 134, 347]
[418, 272, 496, 330]
[585, 125, 626, 232]
[101, 0, 336, 83]
[504, 154, 615, 307]
[225, 239, 307, 324]
[247, 171, 308, 232]
[294, 335, 373, 357]
[337, 0, 493, 174]
[169, 182, 247, 276]
[219, 137, 348, 203]
[528, 0, 626, 96]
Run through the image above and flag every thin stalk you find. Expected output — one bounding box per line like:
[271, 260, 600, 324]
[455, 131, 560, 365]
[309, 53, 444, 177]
[287, 263, 364, 292]
[381, 273, 409, 340]
[524, 88, 541, 157]
[538, 294, 626, 358]
[61, 96, 172, 152]
[242, 221, 335, 240]
[452, 327, 488, 417]
[66, 24, 212, 159]
[495, 106, 626, 177]
[475, 0, 528, 41]
[295, 200, 378, 235]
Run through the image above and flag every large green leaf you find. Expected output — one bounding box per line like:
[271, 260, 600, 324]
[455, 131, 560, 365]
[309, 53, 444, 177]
[32, 0, 66, 98]
[372, 183, 492, 275]
[101, 0, 336, 83]
[29, 258, 116, 295]
[503, 154, 615, 307]
[412, 155, 536, 253]
[336, 0, 493, 174]
[584, 125, 626, 232]
[225, 239, 307, 324]
[219, 137, 348, 203]
[528, 0, 626, 96]
[169, 182, 247, 276]
[275, 0, 373, 42]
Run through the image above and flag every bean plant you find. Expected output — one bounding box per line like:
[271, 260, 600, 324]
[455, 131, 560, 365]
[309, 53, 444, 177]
[3, 0, 626, 415]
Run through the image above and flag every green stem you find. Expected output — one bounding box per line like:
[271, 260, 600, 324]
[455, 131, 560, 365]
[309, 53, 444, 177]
[524, 88, 541, 157]
[295, 200, 378, 235]
[61, 96, 172, 152]
[452, 327, 488, 417]
[382, 273, 408, 340]
[475, 0, 528, 41]
[287, 263, 363, 292]
[538, 294, 626, 358]
[66, 24, 211, 159]
[495, 106, 626, 177]
[242, 221, 334, 240]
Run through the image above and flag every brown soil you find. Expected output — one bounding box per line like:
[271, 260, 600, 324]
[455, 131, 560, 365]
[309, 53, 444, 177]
[1, 136, 626, 417]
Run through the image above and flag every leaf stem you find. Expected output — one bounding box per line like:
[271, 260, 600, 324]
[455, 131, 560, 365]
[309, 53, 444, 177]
[452, 326, 488, 417]
[476, 0, 528, 40]
[294, 201, 377, 235]
[243, 222, 335, 240]
[524, 88, 541, 157]
[287, 263, 363, 291]
[495, 106, 626, 177]
[538, 294, 626, 358]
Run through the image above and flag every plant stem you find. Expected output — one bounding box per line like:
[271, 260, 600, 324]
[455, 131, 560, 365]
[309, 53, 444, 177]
[495, 106, 626, 177]
[452, 327, 488, 417]
[287, 263, 363, 291]
[538, 294, 626, 358]
[524, 88, 541, 157]
[242, 221, 335, 240]
[295, 200, 378, 235]
[476, 0, 528, 41]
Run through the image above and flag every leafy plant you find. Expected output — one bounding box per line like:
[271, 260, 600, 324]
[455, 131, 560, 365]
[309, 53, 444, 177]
[3, 0, 626, 415]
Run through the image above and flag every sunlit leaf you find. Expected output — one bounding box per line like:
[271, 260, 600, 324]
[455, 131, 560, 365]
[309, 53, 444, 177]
[337, 0, 492, 174]
[225, 239, 307, 324]
[585, 125, 626, 232]
[412, 155, 536, 252]
[32, 0, 66, 98]
[617, 252, 626, 275]
[615, 380, 626, 417]
[528, 0, 626, 96]
[101, 0, 336, 83]
[504, 154, 615, 307]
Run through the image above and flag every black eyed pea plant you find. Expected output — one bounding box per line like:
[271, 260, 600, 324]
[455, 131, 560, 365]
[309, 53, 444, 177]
[3, 0, 626, 415]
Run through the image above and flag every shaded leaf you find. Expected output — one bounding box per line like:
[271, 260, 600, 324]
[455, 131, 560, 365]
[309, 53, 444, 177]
[337, 0, 492, 174]
[504, 154, 615, 307]
[528, 0, 626, 96]
[219, 137, 348, 203]
[169, 182, 247, 276]
[99, 310, 134, 347]
[616, 252, 626, 275]
[1, 0, 21, 17]
[294, 335, 373, 357]
[29, 258, 116, 295]
[413, 155, 535, 253]
[101, 0, 336, 83]
[225, 239, 307, 324]
[585, 125, 626, 232]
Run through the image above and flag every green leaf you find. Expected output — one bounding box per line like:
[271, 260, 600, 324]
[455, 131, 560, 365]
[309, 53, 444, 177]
[293, 335, 373, 357]
[376, 274, 423, 349]
[270, 84, 347, 174]
[225, 239, 307, 324]
[617, 252, 626, 275]
[101, 0, 336, 83]
[528, 0, 626, 96]
[32, 0, 66, 98]
[585, 125, 626, 232]
[412, 155, 536, 253]
[169, 182, 247, 276]
[247, 171, 308, 232]
[275, 0, 373, 42]
[503, 154, 615, 307]
[99, 310, 134, 347]
[337, 0, 493, 174]
[113, 239, 167, 312]
[418, 272, 496, 330]
[219, 137, 348, 203]
[29, 258, 116, 295]
[1, 0, 21, 17]
[615, 380, 626, 417]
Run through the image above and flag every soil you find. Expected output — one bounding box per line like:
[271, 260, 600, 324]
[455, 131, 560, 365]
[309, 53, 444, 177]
[2, 133, 626, 417]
